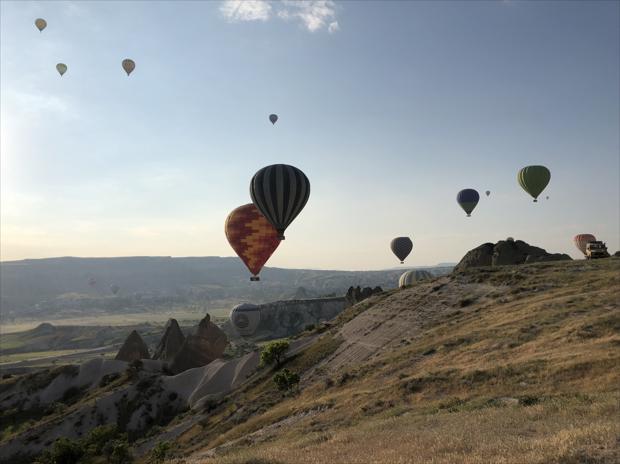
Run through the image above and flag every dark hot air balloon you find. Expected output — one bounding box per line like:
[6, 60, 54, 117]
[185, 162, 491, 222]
[269, 114, 278, 125]
[250, 164, 310, 240]
[518, 165, 550, 202]
[485, 190, 490, 197]
[457, 189, 480, 217]
[56, 63, 67, 76]
[574, 234, 596, 256]
[110, 284, 120, 295]
[35, 18, 47, 32]
[391, 237, 413, 264]
[225, 203, 281, 281]
[122, 59, 135, 76]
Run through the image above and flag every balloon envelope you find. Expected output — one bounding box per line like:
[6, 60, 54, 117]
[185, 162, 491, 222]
[485, 190, 490, 197]
[35, 18, 47, 32]
[230, 303, 261, 336]
[122, 59, 135, 76]
[398, 270, 430, 288]
[110, 284, 120, 295]
[56, 63, 67, 76]
[225, 203, 281, 280]
[573, 234, 596, 256]
[391, 237, 413, 263]
[88, 278, 97, 287]
[269, 114, 278, 125]
[250, 164, 310, 240]
[518, 165, 550, 202]
[457, 189, 480, 216]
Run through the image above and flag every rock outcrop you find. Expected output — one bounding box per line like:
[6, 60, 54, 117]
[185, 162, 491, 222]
[345, 286, 383, 305]
[115, 330, 150, 362]
[455, 240, 571, 272]
[169, 314, 228, 374]
[153, 318, 185, 361]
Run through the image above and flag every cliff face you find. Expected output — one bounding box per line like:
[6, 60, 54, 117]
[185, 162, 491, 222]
[169, 314, 228, 374]
[455, 239, 571, 272]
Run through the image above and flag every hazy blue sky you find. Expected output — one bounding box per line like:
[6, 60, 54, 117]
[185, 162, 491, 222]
[1, 0, 618, 269]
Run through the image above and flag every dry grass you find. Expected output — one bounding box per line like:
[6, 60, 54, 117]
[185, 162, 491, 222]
[166, 259, 620, 464]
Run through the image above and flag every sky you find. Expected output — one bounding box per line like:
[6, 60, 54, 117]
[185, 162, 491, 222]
[1, 0, 619, 270]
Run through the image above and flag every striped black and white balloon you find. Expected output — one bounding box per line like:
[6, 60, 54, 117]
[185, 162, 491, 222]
[250, 164, 310, 240]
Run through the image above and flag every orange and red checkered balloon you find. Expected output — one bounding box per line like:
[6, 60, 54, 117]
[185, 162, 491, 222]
[225, 204, 281, 280]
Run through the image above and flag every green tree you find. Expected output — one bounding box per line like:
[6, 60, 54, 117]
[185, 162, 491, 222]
[260, 340, 290, 368]
[273, 369, 300, 393]
[84, 424, 121, 455]
[149, 441, 172, 463]
[49, 437, 85, 464]
[108, 439, 133, 464]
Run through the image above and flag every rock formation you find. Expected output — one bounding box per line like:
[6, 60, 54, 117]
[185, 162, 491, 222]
[115, 330, 150, 362]
[455, 239, 571, 272]
[153, 318, 185, 361]
[169, 313, 228, 374]
[345, 286, 383, 305]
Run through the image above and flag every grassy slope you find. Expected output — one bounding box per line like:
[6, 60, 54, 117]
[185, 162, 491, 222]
[167, 258, 619, 464]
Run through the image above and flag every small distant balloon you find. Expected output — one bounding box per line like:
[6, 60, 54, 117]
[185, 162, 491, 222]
[269, 114, 278, 125]
[546, 196, 549, 200]
[457, 189, 480, 217]
[88, 278, 97, 287]
[485, 190, 490, 197]
[56, 63, 67, 76]
[35, 18, 47, 32]
[122, 59, 135, 76]
[110, 284, 120, 295]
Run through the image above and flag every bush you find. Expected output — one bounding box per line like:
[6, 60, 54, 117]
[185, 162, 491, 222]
[85, 424, 121, 455]
[260, 340, 290, 368]
[273, 369, 300, 393]
[149, 441, 172, 463]
[47, 437, 85, 464]
[108, 439, 133, 464]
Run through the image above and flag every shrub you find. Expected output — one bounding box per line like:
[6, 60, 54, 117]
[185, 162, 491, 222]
[149, 441, 172, 463]
[259, 340, 290, 368]
[108, 439, 133, 464]
[273, 369, 300, 393]
[84, 424, 120, 455]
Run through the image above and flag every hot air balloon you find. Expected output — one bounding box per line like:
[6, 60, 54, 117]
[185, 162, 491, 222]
[398, 270, 431, 288]
[110, 284, 120, 295]
[88, 277, 97, 287]
[574, 234, 596, 256]
[546, 196, 549, 200]
[269, 114, 278, 125]
[457, 189, 480, 217]
[56, 63, 67, 76]
[250, 164, 310, 240]
[122, 59, 135, 76]
[485, 190, 491, 197]
[225, 203, 281, 281]
[391, 237, 413, 264]
[230, 303, 261, 336]
[518, 165, 550, 202]
[35, 18, 47, 32]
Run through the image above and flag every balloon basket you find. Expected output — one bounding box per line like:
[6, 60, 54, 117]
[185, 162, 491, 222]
[250, 276, 260, 282]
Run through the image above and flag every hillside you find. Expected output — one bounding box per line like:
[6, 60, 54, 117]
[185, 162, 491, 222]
[174, 258, 619, 464]
[1, 258, 617, 463]
[0, 256, 452, 321]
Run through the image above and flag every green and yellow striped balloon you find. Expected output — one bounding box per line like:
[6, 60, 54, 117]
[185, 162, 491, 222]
[518, 165, 550, 202]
